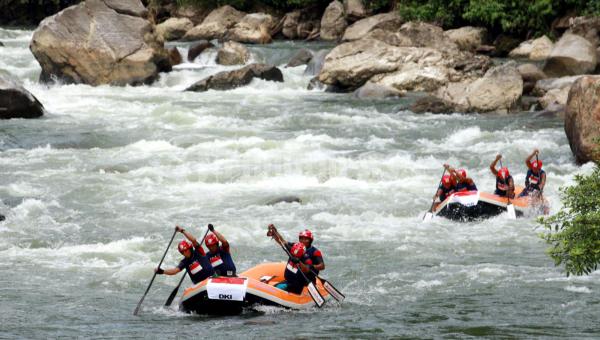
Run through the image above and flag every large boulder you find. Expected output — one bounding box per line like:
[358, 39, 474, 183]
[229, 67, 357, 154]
[227, 13, 276, 44]
[320, 1, 347, 41]
[564, 76, 600, 163]
[508, 35, 554, 60]
[216, 41, 250, 65]
[282, 11, 301, 39]
[444, 26, 486, 51]
[182, 5, 245, 41]
[567, 16, 600, 47]
[0, 73, 44, 119]
[103, 0, 147, 17]
[436, 62, 523, 113]
[30, 0, 170, 86]
[342, 12, 403, 42]
[533, 75, 584, 96]
[543, 33, 597, 77]
[539, 87, 570, 111]
[155, 17, 193, 41]
[344, 0, 369, 22]
[186, 64, 283, 92]
[370, 64, 452, 92]
[397, 21, 458, 51]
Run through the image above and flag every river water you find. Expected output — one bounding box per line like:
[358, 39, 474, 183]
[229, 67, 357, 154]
[1, 27, 598, 338]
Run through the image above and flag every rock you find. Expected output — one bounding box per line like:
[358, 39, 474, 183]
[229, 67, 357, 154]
[187, 40, 215, 62]
[398, 22, 458, 51]
[492, 34, 520, 57]
[282, 11, 301, 39]
[342, 12, 403, 42]
[30, 0, 170, 86]
[168, 47, 182, 66]
[539, 87, 570, 110]
[227, 13, 277, 44]
[216, 41, 250, 65]
[370, 64, 451, 92]
[266, 196, 302, 205]
[103, 0, 147, 17]
[172, 5, 210, 25]
[508, 35, 554, 60]
[298, 20, 320, 39]
[567, 16, 600, 46]
[564, 75, 600, 163]
[436, 62, 523, 113]
[0, 72, 45, 119]
[353, 82, 403, 98]
[518, 63, 546, 94]
[304, 49, 329, 76]
[344, 0, 369, 22]
[520, 96, 541, 111]
[0, 214, 4, 222]
[444, 26, 487, 51]
[307, 76, 325, 90]
[155, 17, 193, 41]
[476, 44, 495, 55]
[543, 33, 597, 77]
[320, 0, 347, 41]
[0, 41, 4, 47]
[410, 95, 457, 114]
[185, 64, 283, 92]
[182, 5, 245, 41]
[533, 75, 584, 96]
[286, 49, 313, 67]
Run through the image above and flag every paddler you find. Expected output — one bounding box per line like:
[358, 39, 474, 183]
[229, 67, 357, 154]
[518, 149, 546, 198]
[267, 224, 324, 293]
[154, 226, 215, 284]
[432, 173, 456, 210]
[204, 224, 237, 277]
[490, 154, 515, 198]
[444, 164, 478, 192]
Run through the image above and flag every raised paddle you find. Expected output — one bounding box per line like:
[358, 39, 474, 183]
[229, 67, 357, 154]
[133, 227, 178, 316]
[499, 160, 517, 219]
[164, 224, 212, 307]
[423, 169, 446, 221]
[271, 236, 325, 308]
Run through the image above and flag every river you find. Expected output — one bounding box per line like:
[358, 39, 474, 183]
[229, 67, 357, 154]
[1, 27, 598, 338]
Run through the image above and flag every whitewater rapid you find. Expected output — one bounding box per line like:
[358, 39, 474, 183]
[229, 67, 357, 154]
[1, 27, 598, 338]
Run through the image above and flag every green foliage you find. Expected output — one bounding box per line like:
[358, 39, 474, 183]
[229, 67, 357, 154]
[398, 0, 600, 37]
[539, 164, 600, 276]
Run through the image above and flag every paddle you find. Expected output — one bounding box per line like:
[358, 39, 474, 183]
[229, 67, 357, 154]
[423, 169, 446, 221]
[499, 160, 516, 219]
[164, 225, 212, 307]
[272, 236, 325, 308]
[133, 227, 178, 316]
[308, 269, 345, 302]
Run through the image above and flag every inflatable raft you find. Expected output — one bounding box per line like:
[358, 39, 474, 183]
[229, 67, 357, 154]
[433, 187, 549, 221]
[179, 262, 330, 315]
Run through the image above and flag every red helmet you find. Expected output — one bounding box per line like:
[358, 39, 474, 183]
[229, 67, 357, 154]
[178, 240, 192, 254]
[498, 167, 510, 180]
[457, 169, 467, 178]
[531, 160, 542, 170]
[441, 175, 454, 188]
[205, 233, 218, 247]
[299, 229, 313, 241]
[290, 242, 306, 258]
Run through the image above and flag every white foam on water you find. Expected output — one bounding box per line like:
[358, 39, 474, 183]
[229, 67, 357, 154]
[564, 285, 592, 294]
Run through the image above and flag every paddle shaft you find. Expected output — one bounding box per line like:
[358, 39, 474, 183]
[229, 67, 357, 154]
[499, 160, 511, 201]
[134, 228, 178, 315]
[424, 169, 447, 219]
[164, 226, 211, 307]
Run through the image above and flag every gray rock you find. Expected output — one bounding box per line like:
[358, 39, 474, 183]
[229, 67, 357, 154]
[353, 82, 403, 99]
[266, 196, 302, 205]
[216, 41, 250, 65]
[186, 64, 283, 92]
[444, 26, 487, 51]
[543, 33, 597, 77]
[533, 75, 584, 96]
[0, 41, 4, 47]
[168, 47, 182, 66]
[286, 49, 313, 68]
[227, 13, 277, 44]
[103, 0, 147, 17]
[320, 0, 347, 41]
[508, 36, 554, 60]
[564, 75, 600, 163]
[156, 17, 194, 41]
[187, 40, 215, 62]
[0, 73, 45, 119]
[182, 5, 245, 41]
[344, 0, 369, 22]
[410, 95, 457, 114]
[342, 12, 402, 41]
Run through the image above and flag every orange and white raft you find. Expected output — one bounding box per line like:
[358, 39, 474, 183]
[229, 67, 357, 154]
[179, 262, 330, 314]
[432, 187, 549, 221]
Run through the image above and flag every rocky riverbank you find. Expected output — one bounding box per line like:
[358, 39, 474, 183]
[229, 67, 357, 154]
[4, 0, 600, 161]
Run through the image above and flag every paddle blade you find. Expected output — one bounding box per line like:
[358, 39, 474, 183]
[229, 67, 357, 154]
[307, 282, 325, 308]
[422, 212, 433, 222]
[323, 280, 345, 302]
[507, 203, 517, 219]
[164, 286, 180, 307]
[133, 298, 144, 316]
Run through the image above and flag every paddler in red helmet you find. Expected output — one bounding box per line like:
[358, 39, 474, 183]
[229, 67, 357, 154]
[519, 149, 546, 198]
[432, 172, 456, 210]
[444, 164, 478, 192]
[490, 154, 515, 198]
[154, 226, 215, 284]
[267, 224, 325, 293]
[204, 224, 237, 277]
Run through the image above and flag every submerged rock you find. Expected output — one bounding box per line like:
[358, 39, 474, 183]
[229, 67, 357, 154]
[266, 196, 302, 205]
[564, 75, 600, 163]
[187, 40, 214, 62]
[0, 73, 45, 119]
[410, 95, 457, 114]
[286, 49, 313, 68]
[185, 64, 283, 92]
[30, 0, 170, 86]
[353, 82, 403, 99]
[168, 47, 182, 66]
